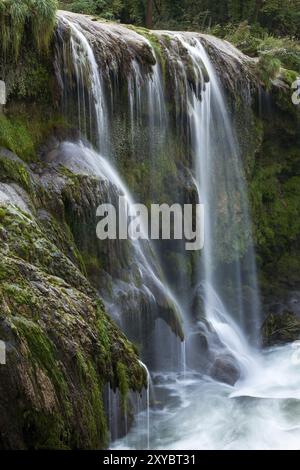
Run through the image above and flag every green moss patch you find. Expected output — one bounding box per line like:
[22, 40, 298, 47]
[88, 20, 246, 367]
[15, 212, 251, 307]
[0, 115, 35, 162]
[13, 317, 67, 396]
[0, 191, 146, 448]
[116, 361, 129, 412]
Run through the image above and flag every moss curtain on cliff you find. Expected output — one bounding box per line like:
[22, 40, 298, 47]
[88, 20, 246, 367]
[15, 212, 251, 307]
[60, 0, 300, 37]
[0, 0, 57, 59]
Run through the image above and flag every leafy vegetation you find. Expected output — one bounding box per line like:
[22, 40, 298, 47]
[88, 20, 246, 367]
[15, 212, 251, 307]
[59, 0, 300, 38]
[214, 21, 300, 74]
[0, 0, 58, 59]
[256, 55, 281, 89]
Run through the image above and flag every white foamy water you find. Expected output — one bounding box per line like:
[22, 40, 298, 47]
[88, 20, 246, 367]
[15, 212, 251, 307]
[113, 343, 300, 450]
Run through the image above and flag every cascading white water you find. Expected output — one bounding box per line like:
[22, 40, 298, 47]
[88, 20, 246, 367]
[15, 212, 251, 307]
[138, 361, 152, 449]
[112, 33, 300, 450]
[54, 15, 188, 440]
[128, 42, 167, 131]
[55, 15, 185, 339]
[165, 34, 262, 377]
[56, 140, 183, 332]
[55, 16, 109, 154]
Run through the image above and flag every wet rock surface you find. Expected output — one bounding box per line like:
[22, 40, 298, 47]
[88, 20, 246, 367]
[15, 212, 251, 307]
[0, 178, 146, 449]
[210, 354, 241, 386]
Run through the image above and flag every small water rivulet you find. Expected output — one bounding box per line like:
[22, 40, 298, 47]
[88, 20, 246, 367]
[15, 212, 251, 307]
[54, 12, 300, 449]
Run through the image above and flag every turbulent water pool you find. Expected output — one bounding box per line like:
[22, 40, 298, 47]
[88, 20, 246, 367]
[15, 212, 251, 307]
[113, 343, 300, 450]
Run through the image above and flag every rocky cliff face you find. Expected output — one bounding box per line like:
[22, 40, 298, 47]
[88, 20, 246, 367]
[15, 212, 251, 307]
[251, 81, 300, 345]
[0, 148, 146, 449]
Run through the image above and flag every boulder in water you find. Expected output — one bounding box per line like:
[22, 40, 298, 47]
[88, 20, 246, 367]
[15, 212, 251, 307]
[210, 354, 241, 386]
[186, 331, 210, 371]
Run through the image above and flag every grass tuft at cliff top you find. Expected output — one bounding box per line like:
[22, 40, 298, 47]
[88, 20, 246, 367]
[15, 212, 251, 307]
[0, 0, 58, 60]
[212, 21, 300, 75]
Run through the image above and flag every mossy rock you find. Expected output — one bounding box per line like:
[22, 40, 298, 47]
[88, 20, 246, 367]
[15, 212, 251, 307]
[0, 149, 33, 191]
[0, 189, 146, 448]
[262, 311, 300, 347]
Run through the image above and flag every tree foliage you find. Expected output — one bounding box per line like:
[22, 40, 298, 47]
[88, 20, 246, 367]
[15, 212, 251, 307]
[61, 0, 300, 38]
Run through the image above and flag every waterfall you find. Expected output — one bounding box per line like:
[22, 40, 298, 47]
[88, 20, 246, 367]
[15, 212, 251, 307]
[191, 38, 261, 339]
[57, 7, 300, 449]
[55, 9, 261, 397]
[158, 33, 262, 377]
[55, 16, 108, 154]
[55, 15, 185, 357]
[50, 11, 300, 450]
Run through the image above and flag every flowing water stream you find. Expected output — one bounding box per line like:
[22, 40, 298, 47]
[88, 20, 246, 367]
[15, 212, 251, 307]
[55, 13, 300, 450]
